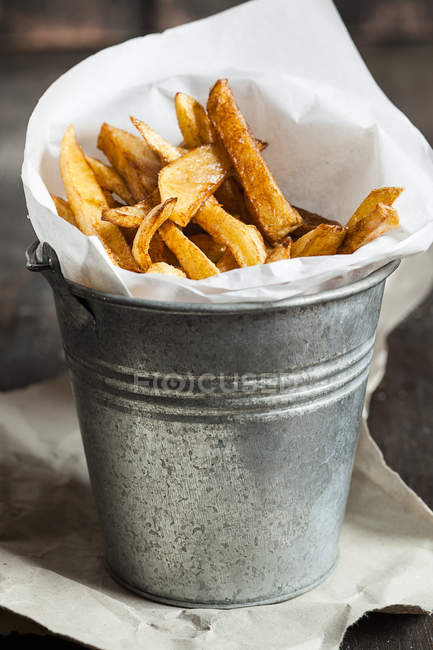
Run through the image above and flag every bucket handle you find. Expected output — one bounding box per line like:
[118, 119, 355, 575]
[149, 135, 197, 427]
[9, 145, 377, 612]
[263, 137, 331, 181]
[26, 240, 96, 332]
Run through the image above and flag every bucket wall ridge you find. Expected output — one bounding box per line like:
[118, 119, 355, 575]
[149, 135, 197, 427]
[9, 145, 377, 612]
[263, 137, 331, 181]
[60, 283, 386, 379]
[65, 333, 374, 415]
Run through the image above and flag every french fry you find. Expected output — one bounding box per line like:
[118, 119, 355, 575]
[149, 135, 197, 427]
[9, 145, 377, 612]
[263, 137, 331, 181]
[340, 203, 399, 254]
[266, 238, 292, 263]
[130, 116, 187, 164]
[98, 225, 142, 271]
[189, 233, 226, 263]
[195, 199, 267, 267]
[175, 92, 268, 152]
[346, 187, 403, 230]
[60, 126, 141, 271]
[291, 224, 347, 258]
[50, 194, 77, 227]
[158, 221, 219, 279]
[175, 92, 217, 147]
[145, 262, 186, 277]
[207, 79, 303, 241]
[291, 207, 341, 239]
[85, 155, 134, 204]
[216, 248, 239, 272]
[103, 202, 146, 228]
[132, 198, 176, 270]
[159, 144, 231, 226]
[60, 126, 102, 236]
[97, 123, 161, 201]
[102, 193, 159, 228]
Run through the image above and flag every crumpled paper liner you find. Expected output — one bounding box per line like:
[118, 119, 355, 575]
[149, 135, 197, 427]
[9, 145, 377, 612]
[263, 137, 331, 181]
[1, 251, 433, 649]
[22, 0, 433, 302]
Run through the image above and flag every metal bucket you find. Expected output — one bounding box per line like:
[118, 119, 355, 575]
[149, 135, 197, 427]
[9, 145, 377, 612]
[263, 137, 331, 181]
[26, 240, 398, 609]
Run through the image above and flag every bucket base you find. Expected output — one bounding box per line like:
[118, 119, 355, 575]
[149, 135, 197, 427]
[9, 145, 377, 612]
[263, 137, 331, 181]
[106, 555, 338, 609]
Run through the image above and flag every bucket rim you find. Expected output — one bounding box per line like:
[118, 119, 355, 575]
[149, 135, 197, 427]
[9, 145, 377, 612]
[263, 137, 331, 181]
[67, 259, 400, 314]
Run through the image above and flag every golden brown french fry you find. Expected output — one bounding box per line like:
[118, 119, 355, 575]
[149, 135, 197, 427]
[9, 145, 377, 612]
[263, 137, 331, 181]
[97, 123, 161, 202]
[145, 262, 186, 277]
[59, 125, 141, 272]
[50, 194, 77, 227]
[291, 207, 341, 239]
[98, 225, 142, 271]
[189, 233, 226, 263]
[132, 198, 176, 270]
[266, 238, 292, 263]
[103, 200, 145, 227]
[175, 92, 216, 147]
[207, 79, 303, 241]
[175, 92, 268, 152]
[102, 193, 160, 228]
[159, 221, 219, 279]
[60, 126, 102, 236]
[346, 187, 403, 230]
[291, 224, 347, 258]
[159, 144, 231, 226]
[85, 155, 134, 204]
[130, 116, 187, 164]
[340, 203, 399, 254]
[216, 248, 239, 272]
[195, 199, 267, 267]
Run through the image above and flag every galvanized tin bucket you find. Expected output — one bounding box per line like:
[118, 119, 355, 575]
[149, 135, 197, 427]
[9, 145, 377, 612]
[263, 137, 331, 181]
[26, 240, 398, 609]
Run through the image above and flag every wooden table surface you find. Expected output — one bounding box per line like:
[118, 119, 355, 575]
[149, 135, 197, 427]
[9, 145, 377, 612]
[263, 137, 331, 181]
[0, 47, 432, 649]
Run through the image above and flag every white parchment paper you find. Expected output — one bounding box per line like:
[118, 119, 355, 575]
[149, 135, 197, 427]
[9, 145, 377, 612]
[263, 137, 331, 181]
[1, 250, 433, 649]
[22, 0, 433, 302]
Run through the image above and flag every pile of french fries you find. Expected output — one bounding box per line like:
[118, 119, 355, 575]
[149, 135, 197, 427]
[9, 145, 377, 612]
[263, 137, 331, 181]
[53, 79, 403, 279]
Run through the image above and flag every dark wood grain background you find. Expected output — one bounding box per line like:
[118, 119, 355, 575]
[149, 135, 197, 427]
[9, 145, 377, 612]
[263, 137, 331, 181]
[1, 1, 432, 647]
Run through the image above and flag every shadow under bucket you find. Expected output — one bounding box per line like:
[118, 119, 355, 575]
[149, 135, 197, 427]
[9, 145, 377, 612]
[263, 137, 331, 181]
[26, 240, 399, 608]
